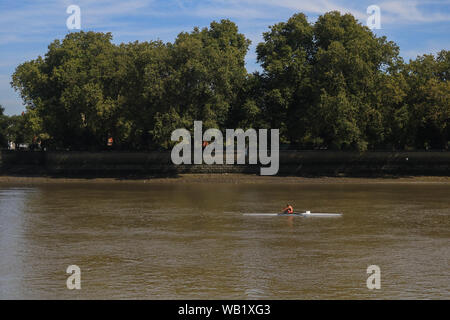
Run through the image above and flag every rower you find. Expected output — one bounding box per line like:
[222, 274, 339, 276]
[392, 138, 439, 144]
[282, 204, 294, 214]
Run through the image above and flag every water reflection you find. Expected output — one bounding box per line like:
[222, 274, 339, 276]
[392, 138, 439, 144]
[0, 188, 37, 298]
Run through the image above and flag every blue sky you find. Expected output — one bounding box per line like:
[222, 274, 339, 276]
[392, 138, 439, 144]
[1, 0, 449, 115]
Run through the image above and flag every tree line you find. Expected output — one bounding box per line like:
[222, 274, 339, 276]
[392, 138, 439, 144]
[5, 11, 450, 151]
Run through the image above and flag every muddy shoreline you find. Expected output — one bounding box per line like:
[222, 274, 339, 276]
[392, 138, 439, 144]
[1, 173, 449, 185]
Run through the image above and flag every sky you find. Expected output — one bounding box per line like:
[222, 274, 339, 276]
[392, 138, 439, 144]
[0, 0, 449, 115]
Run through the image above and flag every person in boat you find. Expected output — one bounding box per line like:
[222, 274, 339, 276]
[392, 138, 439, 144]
[282, 204, 294, 214]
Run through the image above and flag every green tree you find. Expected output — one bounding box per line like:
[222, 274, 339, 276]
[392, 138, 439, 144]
[404, 50, 450, 149]
[9, 15, 449, 152]
[227, 72, 267, 129]
[117, 40, 172, 149]
[12, 31, 125, 150]
[167, 19, 251, 132]
[256, 13, 314, 144]
[0, 105, 8, 148]
[375, 71, 409, 149]
[4, 113, 34, 148]
[257, 11, 402, 150]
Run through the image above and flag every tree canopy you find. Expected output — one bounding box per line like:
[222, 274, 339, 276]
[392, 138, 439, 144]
[9, 12, 450, 151]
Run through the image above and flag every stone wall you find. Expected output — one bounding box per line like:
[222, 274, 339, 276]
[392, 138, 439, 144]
[1, 150, 449, 176]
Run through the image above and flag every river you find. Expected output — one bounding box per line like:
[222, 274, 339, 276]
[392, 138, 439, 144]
[0, 178, 449, 299]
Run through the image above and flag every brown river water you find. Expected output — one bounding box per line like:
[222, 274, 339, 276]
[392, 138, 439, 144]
[0, 178, 449, 299]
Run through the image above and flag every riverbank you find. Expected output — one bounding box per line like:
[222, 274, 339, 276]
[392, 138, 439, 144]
[1, 173, 449, 185]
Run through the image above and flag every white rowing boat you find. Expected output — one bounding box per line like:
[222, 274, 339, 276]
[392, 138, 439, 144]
[243, 211, 342, 217]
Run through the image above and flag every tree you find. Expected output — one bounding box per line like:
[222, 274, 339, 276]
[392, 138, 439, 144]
[166, 20, 251, 133]
[12, 31, 125, 150]
[0, 105, 8, 148]
[12, 23, 250, 150]
[257, 11, 402, 150]
[4, 113, 34, 148]
[227, 72, 267, 130]
[256, 13, 314, 144]
[117, 40, 172, 149]
[404, 50, 450, 149]
[10, 15, 449, 151]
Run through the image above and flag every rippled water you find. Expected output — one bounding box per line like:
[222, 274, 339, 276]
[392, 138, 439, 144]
[0, 180, 449, 299]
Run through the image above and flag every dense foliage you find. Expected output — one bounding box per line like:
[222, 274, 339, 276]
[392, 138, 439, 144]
[0, 105, 36, 149]
[8, 12, 450, 151]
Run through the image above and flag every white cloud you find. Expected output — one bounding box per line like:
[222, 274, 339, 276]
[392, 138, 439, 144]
[379, 0, 450, 24]
[243, 0, 366, 19]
